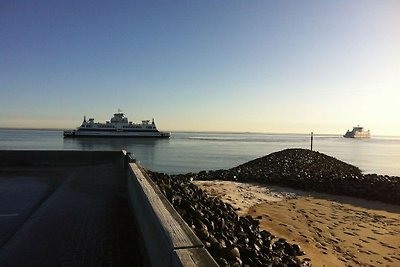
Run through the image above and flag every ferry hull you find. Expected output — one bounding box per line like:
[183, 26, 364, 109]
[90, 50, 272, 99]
[343, 132, 370, 138]
[64, 130, 170, 138]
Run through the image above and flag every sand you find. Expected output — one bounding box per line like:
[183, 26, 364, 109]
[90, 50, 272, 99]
[194, 180, 400, 267]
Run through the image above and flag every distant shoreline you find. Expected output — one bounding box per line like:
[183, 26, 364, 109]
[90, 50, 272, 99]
[0, 127, 65, 131]
[0, 128, 399, 138]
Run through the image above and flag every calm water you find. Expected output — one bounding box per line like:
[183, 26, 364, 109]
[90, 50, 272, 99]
[0, 129, 399, 176]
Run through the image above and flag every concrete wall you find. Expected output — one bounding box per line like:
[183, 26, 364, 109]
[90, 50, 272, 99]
[127, 163, 218, 267]
[0, 150, 125, 167]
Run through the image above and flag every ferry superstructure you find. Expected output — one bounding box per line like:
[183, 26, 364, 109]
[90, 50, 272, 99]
[64, 111, 170, 138]
[343, 126, 370, 138]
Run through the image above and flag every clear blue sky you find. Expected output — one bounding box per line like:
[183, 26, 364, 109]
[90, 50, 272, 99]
[1, 0, 399, 135]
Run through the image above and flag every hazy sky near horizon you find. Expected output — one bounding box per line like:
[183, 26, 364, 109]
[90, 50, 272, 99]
[1, 1, 399, 135]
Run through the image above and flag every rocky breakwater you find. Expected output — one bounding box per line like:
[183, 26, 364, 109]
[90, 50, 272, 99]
[188, 148, 400, 205]
[149, 171, 309, 267]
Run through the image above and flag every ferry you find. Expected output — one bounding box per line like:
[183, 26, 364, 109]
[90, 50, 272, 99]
[63, 111, 170, 138]
[343, 126, 370, 138]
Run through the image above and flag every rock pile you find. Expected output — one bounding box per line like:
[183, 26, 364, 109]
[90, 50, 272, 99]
[186, 149, 400, 205]
[149, 171, 309, 267]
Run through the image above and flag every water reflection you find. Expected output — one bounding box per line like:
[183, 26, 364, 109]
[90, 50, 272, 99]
[63, 137, 170, 170]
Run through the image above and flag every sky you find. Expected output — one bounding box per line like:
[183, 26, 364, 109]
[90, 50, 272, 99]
[1, 1, 399, 135]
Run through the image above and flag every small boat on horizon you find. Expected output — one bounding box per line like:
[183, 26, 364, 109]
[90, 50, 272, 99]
[343, 126, 370, 138]
[63, 111, 170, 138]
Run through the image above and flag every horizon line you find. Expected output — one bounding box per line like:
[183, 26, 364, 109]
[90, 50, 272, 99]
[1, 127, 399, 138]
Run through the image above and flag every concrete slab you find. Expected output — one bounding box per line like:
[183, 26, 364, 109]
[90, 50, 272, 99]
[0, 154, 143, 267]
[0, 175, 54, 248]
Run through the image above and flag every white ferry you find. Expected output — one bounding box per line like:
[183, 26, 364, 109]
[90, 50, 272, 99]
[343, 126, 370, 138]
[63, 111, 170, 138]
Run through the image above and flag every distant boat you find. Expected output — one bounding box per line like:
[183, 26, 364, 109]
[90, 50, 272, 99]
[343, 126, 370, 138]
[64, 111, 170, 138]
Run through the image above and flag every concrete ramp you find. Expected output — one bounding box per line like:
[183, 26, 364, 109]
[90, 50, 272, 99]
[0, 150, 217, 267]
[0, 150, 142, 267]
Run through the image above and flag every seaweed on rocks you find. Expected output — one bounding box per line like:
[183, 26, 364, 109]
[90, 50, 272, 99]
[149, 171, 309, 267]
[189, 149, 400, 205]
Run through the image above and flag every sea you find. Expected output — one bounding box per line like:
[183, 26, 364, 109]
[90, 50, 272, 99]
[0, 129, 399, 176]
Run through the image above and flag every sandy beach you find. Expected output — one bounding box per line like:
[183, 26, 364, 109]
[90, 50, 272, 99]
[194, 180, 400, 267]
